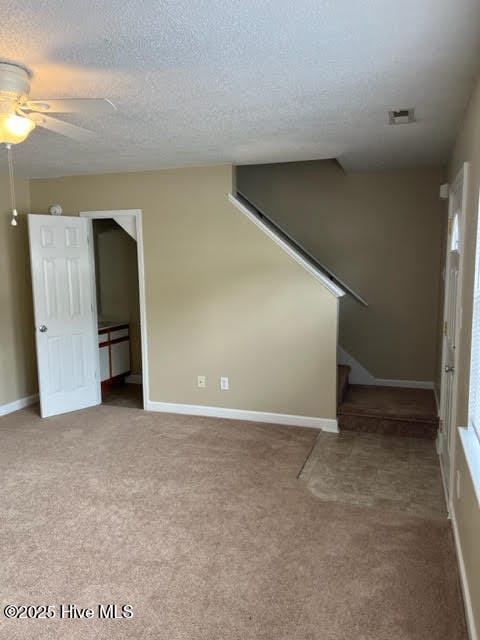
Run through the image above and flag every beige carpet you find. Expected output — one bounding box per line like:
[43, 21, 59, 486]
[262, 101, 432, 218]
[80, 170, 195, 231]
[300, 431, 447, 518]
[0, 404, 466, 639]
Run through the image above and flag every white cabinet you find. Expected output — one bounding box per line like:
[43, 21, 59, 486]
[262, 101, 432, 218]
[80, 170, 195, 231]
[98, 323, 130, 384]
[111, 340, 130, 378]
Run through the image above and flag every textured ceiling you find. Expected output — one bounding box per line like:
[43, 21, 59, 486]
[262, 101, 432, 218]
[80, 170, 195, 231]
[1, 0, 480, 177]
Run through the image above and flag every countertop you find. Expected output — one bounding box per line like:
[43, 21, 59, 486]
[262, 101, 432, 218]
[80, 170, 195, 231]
[98, 321, 128, 331]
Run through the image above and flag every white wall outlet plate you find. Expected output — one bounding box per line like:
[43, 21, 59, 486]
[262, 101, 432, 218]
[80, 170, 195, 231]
[439, 183, 449, 200]
[197, 375, 206, 388]
[220, 376, 229, 391]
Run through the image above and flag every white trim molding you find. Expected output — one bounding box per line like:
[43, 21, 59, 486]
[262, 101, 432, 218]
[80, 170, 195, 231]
[0, 394, 39, 417]
[146, 400, 339, 432]
[228, 193, 345, 299]
[375, 378, 434, 390]
[439, 162, 470, 504]
[451, 503, 479, 640]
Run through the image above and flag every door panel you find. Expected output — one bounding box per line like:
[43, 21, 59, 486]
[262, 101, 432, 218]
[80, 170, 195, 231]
[442, 248, 459, 485]
[28, 215, 100, 417]
[66, 258, 82, 316]
[439, 164, 468, 500]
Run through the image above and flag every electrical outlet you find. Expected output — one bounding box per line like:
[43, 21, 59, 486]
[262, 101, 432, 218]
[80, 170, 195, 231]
[197, 375, 206, 389]
[456, 470, 461, 500]
[220, 376, 229, 391]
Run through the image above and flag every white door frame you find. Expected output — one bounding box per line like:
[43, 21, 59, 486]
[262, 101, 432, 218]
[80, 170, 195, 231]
[439, 162, 469, 506]
[79, 209, 149, 410]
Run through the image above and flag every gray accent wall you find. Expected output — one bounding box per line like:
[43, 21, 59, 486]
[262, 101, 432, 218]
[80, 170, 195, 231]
[237, 160, 446, 382]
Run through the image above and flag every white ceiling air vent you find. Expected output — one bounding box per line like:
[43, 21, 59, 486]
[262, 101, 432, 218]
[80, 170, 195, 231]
[388, 108, 415, 125]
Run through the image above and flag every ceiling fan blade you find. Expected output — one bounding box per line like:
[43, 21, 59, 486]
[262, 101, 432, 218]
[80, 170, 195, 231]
[28, 112, 95, 142]
[24, 98, 116, 114]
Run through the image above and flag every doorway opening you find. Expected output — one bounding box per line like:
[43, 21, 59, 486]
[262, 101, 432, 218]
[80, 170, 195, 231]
[93, 219, 141, 408]
[81, 209, 148, 411]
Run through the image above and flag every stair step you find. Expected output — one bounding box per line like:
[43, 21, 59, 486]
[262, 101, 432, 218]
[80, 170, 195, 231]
[337, 365, 351, 406]
[337, 384, 439, 439]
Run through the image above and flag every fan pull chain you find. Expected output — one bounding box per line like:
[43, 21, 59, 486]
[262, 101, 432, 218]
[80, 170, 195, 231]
[6, 143, 18, 227]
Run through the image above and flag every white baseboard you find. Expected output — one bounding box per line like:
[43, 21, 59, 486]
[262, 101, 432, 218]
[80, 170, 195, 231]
[146, 400, 338, 432]
[0, 393, 39, 417]
[451, 503, 479, 640]
[375, 378, 434, 390]
[125, 374, 142, 385]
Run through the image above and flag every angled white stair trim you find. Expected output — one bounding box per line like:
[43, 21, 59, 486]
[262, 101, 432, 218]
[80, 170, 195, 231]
[375, 378, 434, 390]
[338, 346, 434, 390]
[235, 190, 368, 306]
[228, 193, 345, 298]
[146, 400, 338, 432]
[0, 393, 39, 417]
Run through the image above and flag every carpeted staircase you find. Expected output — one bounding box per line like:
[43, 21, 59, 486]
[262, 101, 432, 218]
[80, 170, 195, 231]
[337, 365, 439, 439]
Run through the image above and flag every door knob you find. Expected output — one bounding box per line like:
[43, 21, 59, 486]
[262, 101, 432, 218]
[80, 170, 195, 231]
[445, 365, 455, 373]
[38, 325, 48, 333]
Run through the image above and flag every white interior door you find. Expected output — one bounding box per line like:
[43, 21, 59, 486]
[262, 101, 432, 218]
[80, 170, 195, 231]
[441, 246, 459, 486]
[28, 214, 100, 417]
[439, 164, 468, 497]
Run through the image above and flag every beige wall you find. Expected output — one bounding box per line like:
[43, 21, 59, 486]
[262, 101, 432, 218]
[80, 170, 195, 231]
[93, 221, 142, 375]
[448, 73, 480, 636]
[30, 165, 338, 418]
[237, 162, 445, 381]
[0, 175, 37, 405]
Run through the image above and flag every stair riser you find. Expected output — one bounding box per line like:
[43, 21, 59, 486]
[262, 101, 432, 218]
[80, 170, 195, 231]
[337, 377, 349, 406]
[337, 365, 351, 406]
[338, 414, 438, 439]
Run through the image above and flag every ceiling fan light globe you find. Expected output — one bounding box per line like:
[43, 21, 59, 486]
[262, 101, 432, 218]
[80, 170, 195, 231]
[0, 61, 32, 97]
[0, 113, 35, 144]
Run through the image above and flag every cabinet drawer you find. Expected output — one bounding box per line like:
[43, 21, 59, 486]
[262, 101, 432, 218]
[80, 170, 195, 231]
[110, 328, 129, 341]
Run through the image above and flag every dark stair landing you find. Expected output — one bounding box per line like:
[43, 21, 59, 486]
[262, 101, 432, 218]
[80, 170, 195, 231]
[337, 369, 439, 439]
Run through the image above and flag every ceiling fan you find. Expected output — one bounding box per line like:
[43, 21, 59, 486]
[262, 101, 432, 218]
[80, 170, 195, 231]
[0, 59, 117, 227]
[0, 59, 116, 145]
